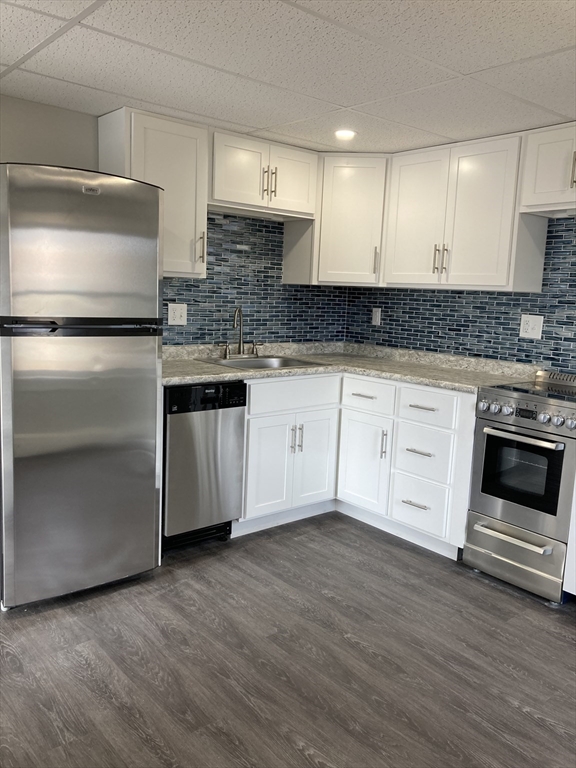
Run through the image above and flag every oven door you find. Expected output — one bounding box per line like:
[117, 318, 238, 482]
[470, 419, 575, 542]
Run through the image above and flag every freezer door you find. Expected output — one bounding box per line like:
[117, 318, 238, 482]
[0, 334, 161, 607]
[0, 164, 161, 319]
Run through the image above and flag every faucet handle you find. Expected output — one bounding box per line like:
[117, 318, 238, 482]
[252, 342, 264, 357]
[218, 342, 231, 359]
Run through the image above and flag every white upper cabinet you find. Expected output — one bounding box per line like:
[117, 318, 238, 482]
[385, 149, 449, 284]
[385, 136, 521, 289]
[318, 156, 387, 284]
[520, 124, 576, 213]
[213, 133, 317, 215]
[99, 108, 208, 278]
[444, 138, 519, 286]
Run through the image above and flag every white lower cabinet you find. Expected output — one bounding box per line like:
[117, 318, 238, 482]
[389, 473, 449, 538]
[337, 410, 393, 515]
[245, 408, 339, 519]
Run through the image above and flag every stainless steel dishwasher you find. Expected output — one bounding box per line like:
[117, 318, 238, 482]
[163, 381, 246, 549]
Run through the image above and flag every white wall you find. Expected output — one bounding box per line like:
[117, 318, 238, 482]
[0, 95, 98, 170]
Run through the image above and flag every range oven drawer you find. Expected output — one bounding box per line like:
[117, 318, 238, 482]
[463, 511, 566, 602]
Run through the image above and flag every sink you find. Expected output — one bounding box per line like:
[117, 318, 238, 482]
[198, 356, 320, 370]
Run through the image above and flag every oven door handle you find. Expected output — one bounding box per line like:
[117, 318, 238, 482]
[473, 523, 553, 556]
[482, 426, 565, 451]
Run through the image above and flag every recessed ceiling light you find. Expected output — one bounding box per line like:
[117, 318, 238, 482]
[335, 129, 356, 140]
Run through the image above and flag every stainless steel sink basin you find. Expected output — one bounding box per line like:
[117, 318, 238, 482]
[198, 356, 319, 370]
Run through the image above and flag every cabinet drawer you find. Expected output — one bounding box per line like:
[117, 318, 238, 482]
[393, 422, 454, 484]
[248, 375, 340, 416]
[341, 376, 395, 415]
[390, 473, 449, 538]
[398, 386, 457, 429]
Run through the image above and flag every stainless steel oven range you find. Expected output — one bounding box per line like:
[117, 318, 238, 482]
[464, 371, 576, 602]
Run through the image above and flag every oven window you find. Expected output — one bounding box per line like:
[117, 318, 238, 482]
[481, 433, 564, 515]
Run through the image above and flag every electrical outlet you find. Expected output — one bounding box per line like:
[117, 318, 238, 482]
[371, 308, 381, 326]
[167, 303, 187, 326]
[519, 314, 543, 339]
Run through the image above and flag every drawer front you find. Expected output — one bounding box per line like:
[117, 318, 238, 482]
[394, 422, 454, 484]
[398, 386, 457, 429]
[390, 473, 449, 538]
[341, 376, 396, 415]
[249, 375, 340, 416]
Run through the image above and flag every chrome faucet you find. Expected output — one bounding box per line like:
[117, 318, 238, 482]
[233, 306, 244, 355]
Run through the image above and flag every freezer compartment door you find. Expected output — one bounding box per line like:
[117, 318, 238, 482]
[1, 164, 161, 319]
[164, 407, 245, 536]
[1, 334, 161, 607]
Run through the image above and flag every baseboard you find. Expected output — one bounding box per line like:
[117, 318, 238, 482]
[231, 500, 336, 538]
[336, 500, 459, 560]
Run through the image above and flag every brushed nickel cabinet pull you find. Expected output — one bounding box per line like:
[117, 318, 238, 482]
[402, 499, 429, 511]
[380, 430, 388, 458]
[406, 447, 434, 458]
[298, 424, 304, 452]
[441, 244, 448, 273]
[262, 166, 269, 198]
[351, 392, 376, 400]
[373, 246, 379, 274]
[290, 425, 297, 453]
[571, 151, 576, 189]
[199, 231, 207, 263]
[271, 166, 278, 198]
[409, 403, 438, 412]
[432, 244, 440, 273]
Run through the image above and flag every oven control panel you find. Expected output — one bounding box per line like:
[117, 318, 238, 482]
[476, 394, 576, 434]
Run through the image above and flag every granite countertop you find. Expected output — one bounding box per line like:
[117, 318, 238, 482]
[162, 350, 536, 393]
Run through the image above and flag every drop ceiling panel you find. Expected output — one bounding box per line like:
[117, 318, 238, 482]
[82, 0, 455, 106]
[0, 68, 257, 131]
[255, 110, 450, 153]
[357, 79, 566, 141]
[20, 26, 337, 127]
[6, 0, 98, 18]
[472, 49, 576, 120]
[295, 0, 576, 74]
[246, 130, 338, 152]
[0, 2, 64, 64]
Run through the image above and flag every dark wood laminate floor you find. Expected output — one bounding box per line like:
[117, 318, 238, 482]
[1, 512, 575, 768]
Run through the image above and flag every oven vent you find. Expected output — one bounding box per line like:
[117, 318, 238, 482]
[536, 370, 576, 386]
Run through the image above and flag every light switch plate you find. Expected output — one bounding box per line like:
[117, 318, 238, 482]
[167, 303, 187, 325]
[519, 314, 543, 339]
[371, 307, 381, 326]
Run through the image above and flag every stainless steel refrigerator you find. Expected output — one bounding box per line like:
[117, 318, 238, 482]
[0, 164, 163, 609]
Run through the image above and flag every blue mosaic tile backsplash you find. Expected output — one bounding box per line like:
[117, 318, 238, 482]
[163, 214, 575, 373]
[163, 214, 348, 345]
[347, 216, 575, 373]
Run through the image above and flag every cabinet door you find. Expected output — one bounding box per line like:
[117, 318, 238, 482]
[244, 414, 295, 518]
[269, 144, 317, 214]
[337, 410, 392, 515]
[443, 137, 519, 286]
[292, 409, 339, 507]
[521, 125, 576, 208]
[131, 113, 208, 277]
[213, 133, 270, 207]
[385, 149, 449, 284]
[318, 156, 387, 284]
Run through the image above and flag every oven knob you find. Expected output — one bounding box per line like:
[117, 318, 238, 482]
[551, 415, 565, 427]
[489, 403, 501, 414]
[565, 418, 576, 430]
[501, 404, 514, 416]
[537, 412, 551, 424]
[477, 400, 490, 412]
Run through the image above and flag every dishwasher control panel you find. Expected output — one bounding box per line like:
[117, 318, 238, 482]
[166, 381, 247, 414]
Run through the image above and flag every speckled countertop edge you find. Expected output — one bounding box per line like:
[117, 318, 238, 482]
[162, 353, 536, 394]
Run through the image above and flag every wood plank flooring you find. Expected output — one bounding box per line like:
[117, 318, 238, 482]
[1, 511, 575, 768]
